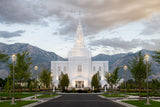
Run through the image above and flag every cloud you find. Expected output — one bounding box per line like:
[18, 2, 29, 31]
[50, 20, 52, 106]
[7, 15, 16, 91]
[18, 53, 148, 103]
[0, 0, 160, 36]
[89, 37, 160, 51]
[141, 15, 160, 35]
[0, 30, 25, 38]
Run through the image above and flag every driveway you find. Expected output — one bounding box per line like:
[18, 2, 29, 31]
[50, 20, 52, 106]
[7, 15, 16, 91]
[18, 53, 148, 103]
[34, 94, 126, 107]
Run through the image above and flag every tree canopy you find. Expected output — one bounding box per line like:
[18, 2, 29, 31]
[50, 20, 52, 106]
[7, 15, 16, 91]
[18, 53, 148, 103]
[91, 72, 100, 89]
[59, 72, 69, 90]
[152, 50, 160, 64]
[8, 50, 32, 83]
[39, 68, 52, 88]
[128, 51, 152, 98]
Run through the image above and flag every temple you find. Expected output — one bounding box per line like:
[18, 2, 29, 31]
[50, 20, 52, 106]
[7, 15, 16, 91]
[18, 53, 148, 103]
[51, 19, 109, 89]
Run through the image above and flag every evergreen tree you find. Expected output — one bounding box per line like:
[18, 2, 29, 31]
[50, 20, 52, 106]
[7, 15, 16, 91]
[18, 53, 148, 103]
[39, 68, 52, 88]
[91, 72, 100, 89]
[59, 72, 69, 90]
[152, 50, 160, 64]
[0, 50, 9, 63]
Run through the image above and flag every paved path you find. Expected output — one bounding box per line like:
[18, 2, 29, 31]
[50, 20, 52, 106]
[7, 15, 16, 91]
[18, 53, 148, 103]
[34, 94, 126, 107]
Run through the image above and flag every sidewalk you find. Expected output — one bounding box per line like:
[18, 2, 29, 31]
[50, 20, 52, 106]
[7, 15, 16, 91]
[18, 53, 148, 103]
[99, 95, 160, 107]
[0, 94, 61, 107]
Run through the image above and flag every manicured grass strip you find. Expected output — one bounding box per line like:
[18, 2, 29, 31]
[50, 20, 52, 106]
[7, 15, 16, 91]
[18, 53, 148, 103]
[0, 92, 34, 98]
[122, 100, 160, 107]
[37, 94, 57, 98]
[102, 94, 124, 97]
[0, 101, 37, 107]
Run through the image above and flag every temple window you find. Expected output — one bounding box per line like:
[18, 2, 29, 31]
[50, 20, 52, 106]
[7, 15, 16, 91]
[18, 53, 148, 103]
[78, 65, 82, 72]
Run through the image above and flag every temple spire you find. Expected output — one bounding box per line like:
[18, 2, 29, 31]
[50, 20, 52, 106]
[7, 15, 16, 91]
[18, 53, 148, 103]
[75, 11, 85, 48]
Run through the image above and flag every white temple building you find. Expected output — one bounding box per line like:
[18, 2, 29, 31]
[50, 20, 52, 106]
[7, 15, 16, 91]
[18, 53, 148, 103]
[51, 20, 109, 89]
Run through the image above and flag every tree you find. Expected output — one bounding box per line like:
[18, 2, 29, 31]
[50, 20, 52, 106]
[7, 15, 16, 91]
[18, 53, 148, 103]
[111, 67, 120, 93]
[151, 79, 160, 93]
[128, 52, 152, 99]
[39, 68, 52, 88]
[152, 50, 160, 64]
[59, 72, 69, 90]
[105, 72, 113, 95]
[0, 50, 9, 63]
[4, 77, 12, 98]
[91, 72, 100, 90]
[112, 68, 120, 89]
[7, 50, 32, 99]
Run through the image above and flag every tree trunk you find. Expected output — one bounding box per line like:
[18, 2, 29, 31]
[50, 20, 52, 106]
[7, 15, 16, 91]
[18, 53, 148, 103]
[139, 81, 141, 100]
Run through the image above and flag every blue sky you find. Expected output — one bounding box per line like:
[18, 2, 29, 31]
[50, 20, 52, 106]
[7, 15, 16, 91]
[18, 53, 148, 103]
[0, 0, 160, 58]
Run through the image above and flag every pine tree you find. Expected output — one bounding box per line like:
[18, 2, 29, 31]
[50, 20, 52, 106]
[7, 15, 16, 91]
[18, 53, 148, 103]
[59, 72, 69, 90]
[152, 50, 160, 64]
[39, 68, 52, 88]
[91, 72, 100, 89]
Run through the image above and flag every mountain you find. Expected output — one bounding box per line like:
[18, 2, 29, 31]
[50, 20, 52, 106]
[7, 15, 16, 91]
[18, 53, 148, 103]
[0, 43, 65, 78]
[92, 49, 160, 79]
[0, 43, 159, 80]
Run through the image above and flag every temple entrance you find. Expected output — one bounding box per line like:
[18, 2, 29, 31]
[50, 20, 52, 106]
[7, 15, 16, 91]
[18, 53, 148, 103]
[75, 81, 84, 88]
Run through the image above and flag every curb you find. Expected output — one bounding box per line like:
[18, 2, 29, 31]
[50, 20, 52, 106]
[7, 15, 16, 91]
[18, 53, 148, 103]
[22, 95, 62, 107]
[98, 95, 137, 107]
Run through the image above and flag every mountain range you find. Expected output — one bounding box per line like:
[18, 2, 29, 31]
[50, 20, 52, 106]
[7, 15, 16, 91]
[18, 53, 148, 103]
[0, 43, 159, 79]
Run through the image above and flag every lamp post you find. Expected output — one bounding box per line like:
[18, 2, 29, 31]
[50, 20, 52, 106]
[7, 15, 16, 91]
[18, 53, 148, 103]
[34, 65, 38, 99]
[123, 65, 127, 98]
[108, 73, 111, 96]
[11, 54, 16, 105]
[144, 54, 150, 105]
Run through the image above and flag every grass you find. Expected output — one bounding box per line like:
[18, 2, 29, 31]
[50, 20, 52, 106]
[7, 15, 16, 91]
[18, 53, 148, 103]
[122, 100, 160, 107]
[102, 94, 125, 97]
[37, 94, 57, 98]
[0, 92, 34, 99]
[0, 101, 37, 107]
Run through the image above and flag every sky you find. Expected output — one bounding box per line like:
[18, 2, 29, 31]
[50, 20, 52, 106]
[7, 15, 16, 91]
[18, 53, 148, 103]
[0, 0, 160, 58]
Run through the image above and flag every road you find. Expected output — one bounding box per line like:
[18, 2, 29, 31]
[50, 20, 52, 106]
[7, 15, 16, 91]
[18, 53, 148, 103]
[34, 94, 126, 107]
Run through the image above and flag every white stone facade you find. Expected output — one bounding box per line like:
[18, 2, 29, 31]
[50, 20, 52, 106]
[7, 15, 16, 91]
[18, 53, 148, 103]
[51, 20, 109, 89]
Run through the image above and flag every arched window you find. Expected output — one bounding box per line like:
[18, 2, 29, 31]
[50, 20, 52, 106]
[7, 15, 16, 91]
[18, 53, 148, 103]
[78, 65, 82, 72]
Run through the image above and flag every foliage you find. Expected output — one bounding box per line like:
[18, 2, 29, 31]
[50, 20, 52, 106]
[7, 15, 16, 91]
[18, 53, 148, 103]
[128, 51, 152, 99]
[7, 50, 32, 99]
[152, 50, 160, 64]
[111, 67, 120, 88]
[0, 78, 7, 87]
[91, 72, 100, 89]
[105, 72, 113, 88]
[151, 79, 160, 93]
[4, 77, 12, 92]
[0, 50, 9, 63]
[59, 72, 69, 90]
[39, 68, 52, 88]
[8, 50, 32, 83]
[0, 101, 37, 107]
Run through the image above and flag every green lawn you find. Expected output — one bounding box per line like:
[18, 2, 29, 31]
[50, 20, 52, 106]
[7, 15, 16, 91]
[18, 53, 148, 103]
[0, 101, 37, 107]
[102, 94, 125, 97]
[37, 94, 57, 98]
[122, 100, 160, 107]
[0, 92, 34, 99]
